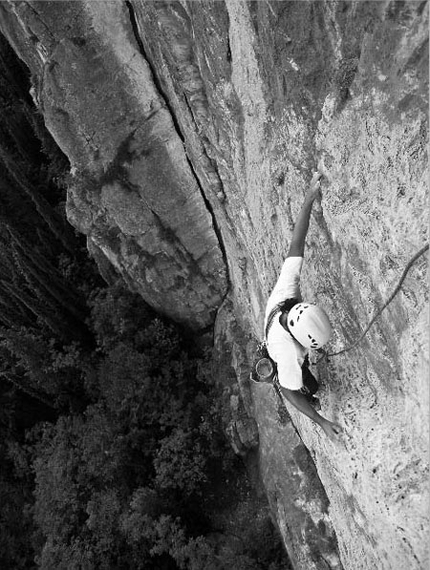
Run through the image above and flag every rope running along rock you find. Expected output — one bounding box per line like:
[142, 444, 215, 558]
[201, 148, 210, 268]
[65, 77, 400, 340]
[324, 243, 429, 358]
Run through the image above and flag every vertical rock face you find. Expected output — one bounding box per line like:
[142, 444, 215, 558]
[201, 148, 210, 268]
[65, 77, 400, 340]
[1, 1, 428, 569]
[0, 0, 227, 329]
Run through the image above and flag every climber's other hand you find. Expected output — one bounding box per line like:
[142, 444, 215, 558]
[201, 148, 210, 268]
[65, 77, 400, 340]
[321, 418, 343, 442]
[307, 171, 322, 202]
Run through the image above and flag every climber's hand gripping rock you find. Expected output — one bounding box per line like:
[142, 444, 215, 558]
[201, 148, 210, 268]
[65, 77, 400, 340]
[320, 417, 343, 442]
[306, 171, 323, 203]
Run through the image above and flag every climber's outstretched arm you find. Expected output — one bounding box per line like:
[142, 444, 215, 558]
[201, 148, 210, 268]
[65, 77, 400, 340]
[280, 386, 343, 442]
[287, 172, 322, 258]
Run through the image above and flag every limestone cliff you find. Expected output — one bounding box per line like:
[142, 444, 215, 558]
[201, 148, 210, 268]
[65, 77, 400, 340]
[0, 1, 428, 569]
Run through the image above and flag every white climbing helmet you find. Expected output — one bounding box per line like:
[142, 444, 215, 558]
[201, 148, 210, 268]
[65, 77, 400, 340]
[287, 303, 332, 349]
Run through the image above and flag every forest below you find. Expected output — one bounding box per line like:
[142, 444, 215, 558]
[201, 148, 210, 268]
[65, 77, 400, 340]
[0, 33, 289, 570]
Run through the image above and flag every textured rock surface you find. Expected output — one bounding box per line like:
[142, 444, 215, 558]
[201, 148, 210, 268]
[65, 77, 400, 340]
[1, 1, 428, 569]
[0, 0, 227, 329]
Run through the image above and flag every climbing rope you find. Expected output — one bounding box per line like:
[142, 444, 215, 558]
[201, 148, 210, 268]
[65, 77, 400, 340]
[323, 243, 429, 358]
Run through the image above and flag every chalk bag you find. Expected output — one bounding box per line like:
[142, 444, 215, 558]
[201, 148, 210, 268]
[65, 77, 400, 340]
[255, 357, 276, 383]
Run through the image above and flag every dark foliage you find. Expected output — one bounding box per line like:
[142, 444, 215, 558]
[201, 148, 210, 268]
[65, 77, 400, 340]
[3, 283, 288, 569]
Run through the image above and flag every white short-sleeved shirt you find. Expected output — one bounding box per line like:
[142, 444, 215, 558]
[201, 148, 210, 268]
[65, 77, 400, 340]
[264, 257, 307, 390]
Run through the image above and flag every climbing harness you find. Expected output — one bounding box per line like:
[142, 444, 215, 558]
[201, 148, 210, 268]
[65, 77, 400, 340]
[251, 302, 282, 383]
[251, 301, 320, 423]
[250, 302, 291, 421]
[322, 244, 429, 359]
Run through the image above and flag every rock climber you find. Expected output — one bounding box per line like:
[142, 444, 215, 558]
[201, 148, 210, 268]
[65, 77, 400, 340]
[264, 170, 343, 442]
